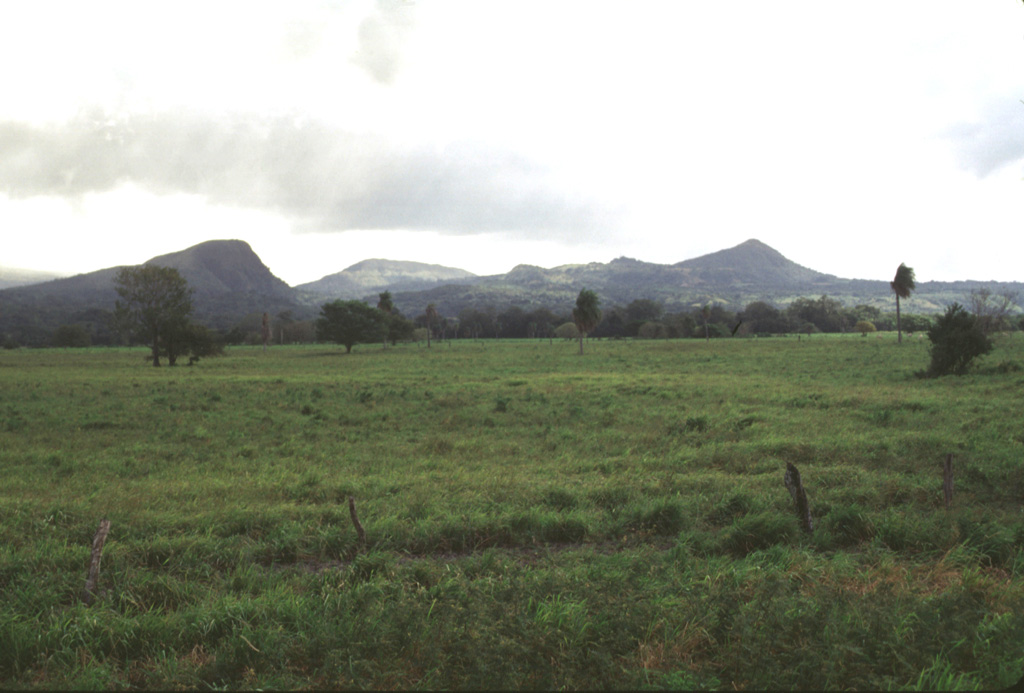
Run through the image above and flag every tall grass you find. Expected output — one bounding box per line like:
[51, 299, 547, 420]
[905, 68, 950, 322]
[1, 335, 1022, 688]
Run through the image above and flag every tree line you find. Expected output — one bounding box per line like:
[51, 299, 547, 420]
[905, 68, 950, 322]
[109, 265, 1006, 378]
[4, 261, 1003, 380]
[16, 263, 1022, 360]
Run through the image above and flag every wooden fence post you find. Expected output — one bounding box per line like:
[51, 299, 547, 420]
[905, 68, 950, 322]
[943, 453, 954, 509]
[348, 497, 366, 550]
[81, 519, 111, 605]
[784, 463, 813, 533]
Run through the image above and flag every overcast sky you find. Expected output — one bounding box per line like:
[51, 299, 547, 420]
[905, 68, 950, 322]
[1, 1, 1022, 286]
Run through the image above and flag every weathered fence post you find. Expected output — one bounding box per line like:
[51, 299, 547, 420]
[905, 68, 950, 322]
[348, 496, 366, 550]
[784, 462, 813, 532]
[943, 453, 954, 509]
[81, 519, 111, 605]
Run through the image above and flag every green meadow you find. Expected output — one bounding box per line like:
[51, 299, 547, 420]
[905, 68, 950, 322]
[1, 335, 1023, 690]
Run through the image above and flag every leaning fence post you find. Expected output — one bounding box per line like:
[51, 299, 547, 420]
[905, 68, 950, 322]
[81, 519, 111, 605]
[943, 453, 954, 509]
[348, 497, 366, 551]
[784, 463, 813, 532]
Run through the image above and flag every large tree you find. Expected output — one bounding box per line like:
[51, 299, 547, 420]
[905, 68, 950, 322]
[378, 292, 415, 346]
[316, 300, 386, 353]
[786, 295, 846, 334]
[385, 313, 415, 345]
[572, 288, 602, 355]
[740, 301, 789, 335]
[625, 298, 663, 336]
[114, 265, 194, 366]
[890, 263, 916, 344]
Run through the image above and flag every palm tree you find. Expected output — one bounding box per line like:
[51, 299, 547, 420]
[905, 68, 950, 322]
[377, 291, 393, 348]
[890, 263, 916, 344]
[572, 288, 602, 355]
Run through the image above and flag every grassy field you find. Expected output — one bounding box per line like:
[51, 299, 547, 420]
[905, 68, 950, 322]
[1, 334, 1023, 690]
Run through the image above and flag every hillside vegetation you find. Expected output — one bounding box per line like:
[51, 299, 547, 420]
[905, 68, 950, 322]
[296, 258, 477, 297]
[1, 237, 1020, 347]
[1, 336, 1022, 689]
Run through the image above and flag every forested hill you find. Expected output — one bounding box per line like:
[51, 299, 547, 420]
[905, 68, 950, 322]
[1, 237, 1021, 346]
[0, 240, 306, 346]
[295, 259, 476, 297]
[674, 239, 829, 286]
[371, 240, 1023, 318]
[144, 240, 293, 298]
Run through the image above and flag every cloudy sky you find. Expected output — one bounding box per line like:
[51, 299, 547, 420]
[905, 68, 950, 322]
[1, 1, 1022, 285]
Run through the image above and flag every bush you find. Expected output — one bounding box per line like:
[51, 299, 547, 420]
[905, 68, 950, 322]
[924, 303, 992, 376]
[184, 324, 226, 358]
[164, 323, 225, 365]
[902, 313, 934, 333]
[554, 322, 580, 340]
[854, 320, 876, 336]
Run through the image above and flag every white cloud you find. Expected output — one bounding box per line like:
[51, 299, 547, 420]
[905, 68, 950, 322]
[1, 1, 1022, 283]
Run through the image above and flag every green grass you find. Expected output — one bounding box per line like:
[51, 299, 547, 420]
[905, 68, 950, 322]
[1, 334, 1023, 689]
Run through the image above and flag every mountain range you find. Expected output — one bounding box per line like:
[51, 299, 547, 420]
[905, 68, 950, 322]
[1, 238, 1019, 346]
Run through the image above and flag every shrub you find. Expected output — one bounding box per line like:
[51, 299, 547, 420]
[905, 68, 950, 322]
[854, 320, 876, 336]
[184, 324, 226, 358]
[554, 322, 580, 340]
[924, 303, 992, 376]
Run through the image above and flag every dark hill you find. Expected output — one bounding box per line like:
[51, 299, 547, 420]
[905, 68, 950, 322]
[144, 240, 293, 297]
[674, 239, 831, 286]
[0, 240, 304, 345]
